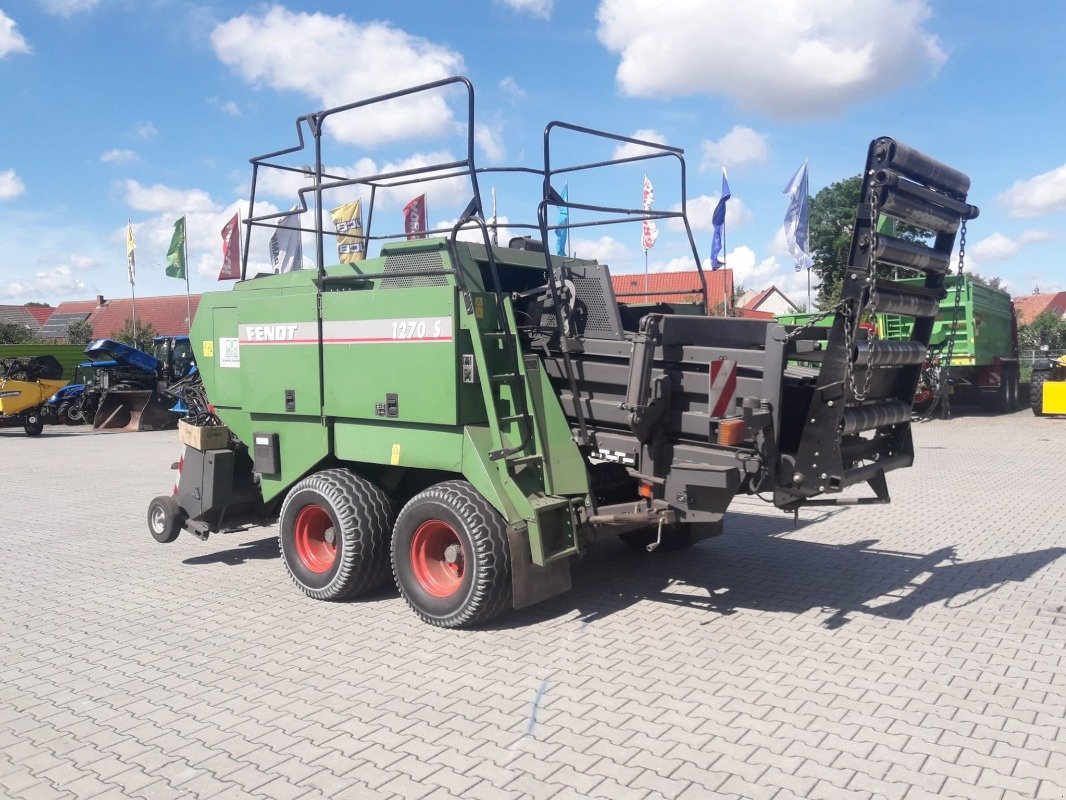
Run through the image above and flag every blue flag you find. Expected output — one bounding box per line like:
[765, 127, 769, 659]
[783, 161, 813, 271]
[710, 169, 731, 270]
[555, 183, 568, 256]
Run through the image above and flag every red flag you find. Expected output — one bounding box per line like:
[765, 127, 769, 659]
[219, 212, 241, 280]
[403, 193, 427, 240]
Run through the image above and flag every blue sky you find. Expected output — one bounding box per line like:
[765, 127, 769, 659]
[1, 0, 1064, 309]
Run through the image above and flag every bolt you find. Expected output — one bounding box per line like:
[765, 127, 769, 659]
[820, 473, 827, 479]
[324, 527, 336, 545]
[792, 472, 804, 485]
[444, 543, 462, 565]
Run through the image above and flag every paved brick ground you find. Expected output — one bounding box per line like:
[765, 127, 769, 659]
[1, 409, 1063, 800]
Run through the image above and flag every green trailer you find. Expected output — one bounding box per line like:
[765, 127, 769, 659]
[877, 275, 1019, 411]
[146, 78, 981, 627]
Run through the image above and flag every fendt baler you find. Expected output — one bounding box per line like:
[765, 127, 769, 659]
[148, 78, 979, 627]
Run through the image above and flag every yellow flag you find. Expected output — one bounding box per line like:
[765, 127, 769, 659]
[330, 200, 365, 263]
[126, 221, 136, 285]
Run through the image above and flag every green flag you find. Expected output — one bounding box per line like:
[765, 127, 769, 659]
[166, 216, 186, 279]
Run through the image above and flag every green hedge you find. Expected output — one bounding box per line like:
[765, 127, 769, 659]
[0, 344, 88, 381]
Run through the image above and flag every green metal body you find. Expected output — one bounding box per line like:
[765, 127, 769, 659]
[192, 239, 590, 566]
[877, 275, 1016, 368]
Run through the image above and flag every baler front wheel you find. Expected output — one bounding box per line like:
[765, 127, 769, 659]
[1031, 373, 1047, 416]
[392, 481, 512, 628]
[23, 411, 43, 437]
[278, 469, 393, 601]
[148, 495, 183, 543]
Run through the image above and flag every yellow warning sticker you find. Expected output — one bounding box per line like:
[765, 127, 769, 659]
[474, 296, 484, 319]
[202, 340, 214, 357]
[390, 444, 401, 465]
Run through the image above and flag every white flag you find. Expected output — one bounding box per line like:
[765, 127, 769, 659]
[269, 207, 304, 273]
[783, 161, 814, 271]
[641, 175, 659, 251]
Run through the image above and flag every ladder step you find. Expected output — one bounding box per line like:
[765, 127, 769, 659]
[854, 341, 928, 367]
[490, 373, 520, 383]
[481, 331, 509, 337]
[841, 400, 911, 434]
[507, 454, 543, 465]
[499, 413, 530, 423]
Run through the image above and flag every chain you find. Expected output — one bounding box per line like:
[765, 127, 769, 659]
[772, 299, 849, 344]
[934, 219, 967, 419]
[847, 183, 881, 403]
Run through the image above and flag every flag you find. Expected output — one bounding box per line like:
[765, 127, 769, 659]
[330, 200, 365, 263]
[269, 207, 303, 273]
[165, 216, 186, 279]
[783, 161, 814, 271]
[490, 186, 499, 246]
[404, 193, 427, 240]
[126, 221, 136, 286]
[219, 212, 241, 280]
[641, 175, 659, 251]
[555, 182, 568, 256]
[710, 169, 731, 270]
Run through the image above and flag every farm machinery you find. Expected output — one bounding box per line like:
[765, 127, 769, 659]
[1030, 344, 1066, 416]
[0, 355, 68, 436]
[147, 77, 980, 627]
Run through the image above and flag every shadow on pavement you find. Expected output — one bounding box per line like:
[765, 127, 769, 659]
[183, 536, 279, 566]
[503, 511, 1065, 631]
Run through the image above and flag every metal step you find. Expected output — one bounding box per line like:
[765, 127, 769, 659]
[490, 373, 520, 383]
[872, 282, 942, 317]
[841, 400, 912, 434]
[507, 453, 543, 466]
[854, 341, 928, 367]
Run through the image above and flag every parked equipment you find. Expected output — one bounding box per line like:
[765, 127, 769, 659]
[0, 355, 68, 436]
[1030, 345, 1066, 416]
[148, 78, 980, 627]
[878, 275, 1020, 413]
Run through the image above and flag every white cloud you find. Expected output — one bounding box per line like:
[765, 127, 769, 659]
[435, 215, 513, 246]
[476, 124, 506, 163]
[723, 245, 809, 301]
[134, 121, 157, 140]
[613, 129, 668, 161]
[1, 265, 90, 300]
[0, 10, 30, 58]
[39, 0, 100, 17]
[701, 126, 770, 170]
[208, 97, 242, 116]
[998, 164, 1066, 218]
[596, 0, 946, 118]
[495, 0, 553, 19]
[968, 230, 1051, 263]
[499, 76, 527, 100]
[124, 180, 217, 214]
[211, 7, 464, 148]
[570, 235, 631, 268]
[68, 254, 97, 270]
[667, 194, 753, 233]
[0, 169, 26, 200]
[100, 149, 139, 165]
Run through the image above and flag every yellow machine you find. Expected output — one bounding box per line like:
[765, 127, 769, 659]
[1030, 350, 1066, 416]
[0, 355, 68, 436]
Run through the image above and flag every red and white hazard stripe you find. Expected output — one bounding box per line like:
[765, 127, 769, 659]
[172, 450, 185, 496]
[708, 359, 738, 418]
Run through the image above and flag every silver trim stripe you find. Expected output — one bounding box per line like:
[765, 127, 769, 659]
[238, 317, 453, 345]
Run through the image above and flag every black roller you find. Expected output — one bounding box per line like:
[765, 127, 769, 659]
[871, 170, 980, 221]
[855, 341, 928, 367]
[841, 400, 911, 434]
[872, 234, 951, 274]
[872, 286, 941, 317]
[871, 138, 970, 198]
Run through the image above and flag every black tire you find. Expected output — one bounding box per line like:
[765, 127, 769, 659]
[278, 468, 393, 601]
[1031, 372, 1047, 416]
[23, 411, 43, 437]
[392, 480, 512, 628]
[1007, 369, 1019, 411]
[147, 495, 183, 543]
[619, 524, 697, 552]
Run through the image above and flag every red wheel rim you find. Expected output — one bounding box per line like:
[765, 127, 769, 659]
[410, 520, 465, 598]
[293, 503, 337, 573]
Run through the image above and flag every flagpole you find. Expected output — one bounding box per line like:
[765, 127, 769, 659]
[183, 214, 192, 333]
[722, 227, 729, 316]
[644, 250, 649, 303]
[806, 162, 812, 310]
[128, 219, 138, 343]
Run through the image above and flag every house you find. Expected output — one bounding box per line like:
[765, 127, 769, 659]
[39, 294, 201, 342]
[738, 285, 801, 318]
[609, 269, 734, 311]
[1013, 291, 1066, 326]
[0, 304, 44, 335]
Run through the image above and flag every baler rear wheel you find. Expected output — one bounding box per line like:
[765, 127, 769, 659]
[1031, 373, 1047, 417]
[278, 469, 393, 601]
[147, 495, 183, 543]
[23, 411, 43, 437]
[392, 481, 511, 628]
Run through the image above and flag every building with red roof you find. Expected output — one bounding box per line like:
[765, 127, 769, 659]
[23, 305, 55, 326]
[610, 269, 734, 311]
[1013, 291, 1066, 326]
[40, 293, 201, 342]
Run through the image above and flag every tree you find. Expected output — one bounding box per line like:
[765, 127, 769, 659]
[67, 319, 93, 344]
[1019, 311, 1066, 350]
[809, 175, 862, 310]
[0, 323, 35, 344]
[114, 318, 158, 352]
[968, 272, 1006, 292]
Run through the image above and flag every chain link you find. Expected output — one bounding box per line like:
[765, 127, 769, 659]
[847, 180, 881, 403]
[933, 219, 967, 419]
